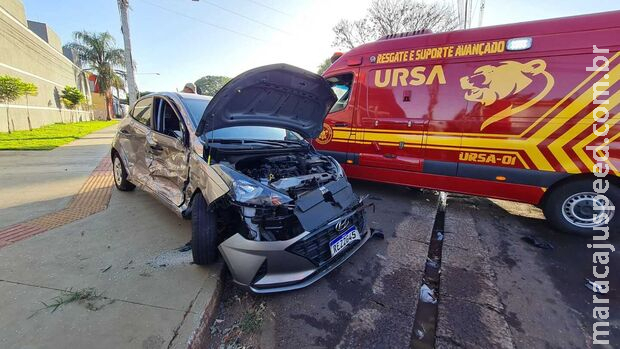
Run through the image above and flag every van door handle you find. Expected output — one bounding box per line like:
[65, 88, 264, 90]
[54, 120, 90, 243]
[334, 122, 349, 127]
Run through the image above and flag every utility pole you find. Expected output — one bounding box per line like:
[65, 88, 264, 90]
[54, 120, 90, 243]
[117, 0, 138, 106]
[478, 0, 485, 28]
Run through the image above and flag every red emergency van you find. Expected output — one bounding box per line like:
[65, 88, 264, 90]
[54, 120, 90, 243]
[315, 11, 619, 235]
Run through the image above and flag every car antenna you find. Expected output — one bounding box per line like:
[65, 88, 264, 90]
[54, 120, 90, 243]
[206, 111, 216, 165]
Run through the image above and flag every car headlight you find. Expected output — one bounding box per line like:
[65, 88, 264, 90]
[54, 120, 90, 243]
[215, 165, 292, 206]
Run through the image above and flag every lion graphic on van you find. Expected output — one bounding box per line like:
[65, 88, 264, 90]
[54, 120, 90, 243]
[460, 59, 554, 130]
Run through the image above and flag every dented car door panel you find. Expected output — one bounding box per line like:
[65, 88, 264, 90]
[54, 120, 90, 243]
[146, 132, 189, 206]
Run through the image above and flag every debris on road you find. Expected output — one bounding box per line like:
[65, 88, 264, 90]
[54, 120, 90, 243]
[178, 241, 191, 252]
[100, 265, 112, 273]
[148, 247, 193, 268]
[420, 284, 437, 304]
[30, 287, 110, 318]
[436, 231, 444, 241]
[585, 278, 605, 294]
[521, 235, 554, 250]
[371, 227, 385, 239]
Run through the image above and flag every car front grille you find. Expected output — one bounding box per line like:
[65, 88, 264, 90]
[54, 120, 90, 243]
[286, 211, 365, 266]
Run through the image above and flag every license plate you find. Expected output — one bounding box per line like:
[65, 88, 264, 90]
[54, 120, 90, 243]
[329, 226, 361, 257]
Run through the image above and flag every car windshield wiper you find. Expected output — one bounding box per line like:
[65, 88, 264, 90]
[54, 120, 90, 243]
[208, 139, 306, 148]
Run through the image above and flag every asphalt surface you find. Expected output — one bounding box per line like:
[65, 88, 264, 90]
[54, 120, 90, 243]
[207, 180, 619, 349]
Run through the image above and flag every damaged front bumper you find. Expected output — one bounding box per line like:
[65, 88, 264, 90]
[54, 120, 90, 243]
[218, 179, 372, 293]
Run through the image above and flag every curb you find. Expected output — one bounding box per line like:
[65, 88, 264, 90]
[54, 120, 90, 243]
[187, 264, 226, 349]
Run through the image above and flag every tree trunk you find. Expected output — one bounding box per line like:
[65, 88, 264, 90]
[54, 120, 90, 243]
[26, 95, 32, 131]
[104, 91, 111, 121]
[5, 104, 10, 134]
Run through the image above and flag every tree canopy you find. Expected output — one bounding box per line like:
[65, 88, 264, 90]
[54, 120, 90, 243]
[194, 75, 231, 96]
[332, 0, 458, 49]
[317, 58, 332, 75]
[66, 31, 125, 119]
[0, 75, 25, 103]
[60, 86, 86, 109]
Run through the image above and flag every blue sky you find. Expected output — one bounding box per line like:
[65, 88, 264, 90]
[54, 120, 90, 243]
[21, 0, 620, 92]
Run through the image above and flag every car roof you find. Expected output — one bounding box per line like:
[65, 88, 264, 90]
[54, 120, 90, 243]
[135, 92, 211, 107]
[144, 91, 211, 100]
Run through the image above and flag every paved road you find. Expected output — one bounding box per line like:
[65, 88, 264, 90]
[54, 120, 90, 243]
[208, 180, 619, 348]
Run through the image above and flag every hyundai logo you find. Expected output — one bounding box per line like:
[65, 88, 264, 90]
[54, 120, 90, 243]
[335, 218, 349, 231]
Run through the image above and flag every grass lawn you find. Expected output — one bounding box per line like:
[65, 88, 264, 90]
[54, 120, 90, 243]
[0, 120, 118, 150]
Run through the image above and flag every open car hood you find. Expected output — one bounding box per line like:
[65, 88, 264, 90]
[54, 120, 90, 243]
[195, 64, 337, 139]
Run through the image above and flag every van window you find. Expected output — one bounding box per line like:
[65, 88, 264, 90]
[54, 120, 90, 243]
[132, 97, 153, 127]
[326, 73, 353, 113]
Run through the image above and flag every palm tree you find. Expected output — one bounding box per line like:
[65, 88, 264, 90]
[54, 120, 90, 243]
[66, 31, 125, 120]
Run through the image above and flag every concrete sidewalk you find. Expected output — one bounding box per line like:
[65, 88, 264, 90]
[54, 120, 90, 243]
[0, 125, 221, 349]
[0, 126, 118, 226]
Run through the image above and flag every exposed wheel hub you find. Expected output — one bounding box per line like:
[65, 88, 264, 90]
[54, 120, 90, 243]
[113, 157, 123, 186]
[562, 192, 613, 228]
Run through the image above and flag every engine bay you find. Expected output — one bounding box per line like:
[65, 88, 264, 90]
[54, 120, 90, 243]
[210, 149, 349, 242]
[233, 152, 339, 199]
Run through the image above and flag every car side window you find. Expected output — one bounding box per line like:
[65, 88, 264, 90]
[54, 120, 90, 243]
[132, 97, 153, 127]
[154, 98, 184, 139]
[326, 73, 354, 113]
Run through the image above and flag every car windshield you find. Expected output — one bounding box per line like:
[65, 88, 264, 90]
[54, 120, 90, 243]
[204, 126, 304, 142]
[182, 96, 211, 127]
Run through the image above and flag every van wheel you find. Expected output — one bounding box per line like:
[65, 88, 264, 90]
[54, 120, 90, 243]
[112, 154, 135, 191]
[191, 193, 218, 265]
[543, 179, 618, 236]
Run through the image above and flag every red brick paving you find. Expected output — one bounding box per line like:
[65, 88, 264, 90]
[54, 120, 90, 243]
[0, 156, 114, 249]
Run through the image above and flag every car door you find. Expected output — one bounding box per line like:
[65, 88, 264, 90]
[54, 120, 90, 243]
[146, 97, 190, 206]
[118, 97, 153, 186]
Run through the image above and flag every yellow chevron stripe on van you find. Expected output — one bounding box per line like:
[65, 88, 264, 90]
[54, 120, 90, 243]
[573, 113, 620, 176]
[550, 89, 620, 172]
[546, 61, 620, 172]
[519, 51, 620, 138]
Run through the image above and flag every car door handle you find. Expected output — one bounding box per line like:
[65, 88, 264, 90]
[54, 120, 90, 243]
[120, 129, 131, 135]
[334, 122, 349, 127]
[149, 144, 163, 151]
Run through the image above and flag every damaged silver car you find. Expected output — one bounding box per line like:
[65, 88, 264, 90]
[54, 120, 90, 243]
[111, 64, 372, 293]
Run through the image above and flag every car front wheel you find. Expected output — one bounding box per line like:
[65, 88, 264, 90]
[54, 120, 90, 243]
[543, 179, 618, 236]
[112, 153, 135, 191]
[191, 193, 219, 265]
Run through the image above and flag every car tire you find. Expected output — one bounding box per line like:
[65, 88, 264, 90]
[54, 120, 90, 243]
[543, 179, 618, 236]
[112, 153, 135, 192]
[191, 193, 218, 265]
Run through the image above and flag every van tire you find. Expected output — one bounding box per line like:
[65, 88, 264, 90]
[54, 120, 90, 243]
[191, 193, 218, 265]
[543, 179, 618, 236]
[112, 154, 135, 191]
